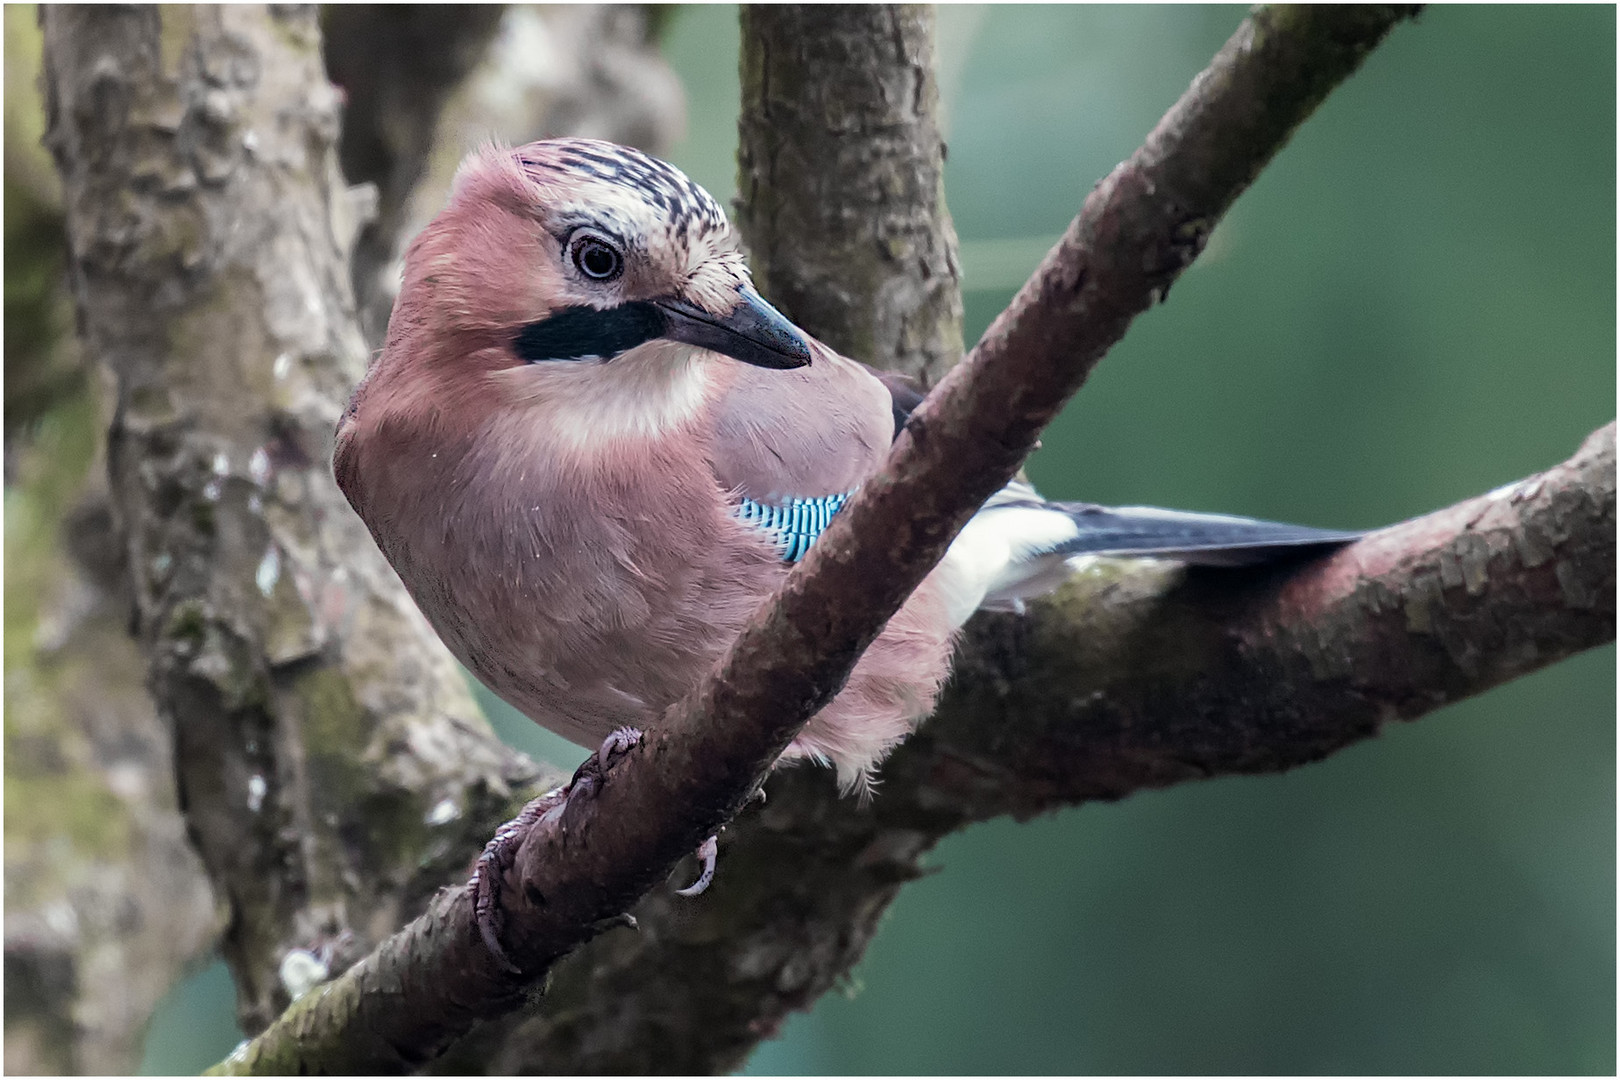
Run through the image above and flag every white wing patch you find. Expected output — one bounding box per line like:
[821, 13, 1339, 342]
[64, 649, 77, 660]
[936, 503, 1081, 626]
[936, 483, 1358, 627]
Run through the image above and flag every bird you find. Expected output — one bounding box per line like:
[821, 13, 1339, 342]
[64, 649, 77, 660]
[334, 138, 1359, 926]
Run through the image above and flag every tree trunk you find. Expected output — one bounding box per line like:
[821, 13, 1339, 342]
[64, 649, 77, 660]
[41, 4, 547, 1035]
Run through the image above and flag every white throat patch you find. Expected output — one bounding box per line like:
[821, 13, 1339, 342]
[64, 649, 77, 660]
[497, 339, 712, 453]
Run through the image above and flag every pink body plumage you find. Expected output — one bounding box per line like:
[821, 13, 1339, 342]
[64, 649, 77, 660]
[336, 142, 957, 794]
[337, 139, 1363, 801]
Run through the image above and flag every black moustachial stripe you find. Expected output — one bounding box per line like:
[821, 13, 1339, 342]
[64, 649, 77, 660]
[514, 303, 666, 363]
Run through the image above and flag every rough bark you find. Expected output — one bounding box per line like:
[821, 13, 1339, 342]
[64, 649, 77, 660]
[933, 421, 1615, 806]
[199, 7, 1558, 1074]
[737, 4, 963, 385]
[2, 164, 79, 452]
[41, 5, 548, 1036]
[32, 2, 1606, 1075]
[17, 3, 678, 1067]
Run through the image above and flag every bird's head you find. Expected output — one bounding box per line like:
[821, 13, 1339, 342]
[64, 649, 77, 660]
[400, 139, 811, 376]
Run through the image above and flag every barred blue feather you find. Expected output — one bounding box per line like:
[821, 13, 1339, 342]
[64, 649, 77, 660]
[732, 490, 856, 562]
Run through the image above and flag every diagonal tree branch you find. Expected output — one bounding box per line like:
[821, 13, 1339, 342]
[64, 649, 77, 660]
[220, 414, 1615, 1075]
[433, 8, 966, 1069]
[208, 5, 1444, 1072]
[478, 420, 1615, 1076]
[434, 5, 1614, 1072]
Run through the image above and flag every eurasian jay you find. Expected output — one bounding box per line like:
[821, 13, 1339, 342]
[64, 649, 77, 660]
[334, 139, 1357, 915]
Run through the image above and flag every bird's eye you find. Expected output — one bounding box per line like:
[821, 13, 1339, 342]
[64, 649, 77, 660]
[571, 235, 623, 282]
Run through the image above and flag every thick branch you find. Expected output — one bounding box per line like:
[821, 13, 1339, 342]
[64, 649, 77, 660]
[442, 422, 1620, 1075]
[210, 5, 1425, 1072]
[6, 19, 221, 1072]
[931, 421, 1616, 809]
[227, 417, 1615, 1075]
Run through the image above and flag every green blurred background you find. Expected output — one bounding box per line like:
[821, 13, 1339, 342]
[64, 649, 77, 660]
[137, 5, 1613, 1074]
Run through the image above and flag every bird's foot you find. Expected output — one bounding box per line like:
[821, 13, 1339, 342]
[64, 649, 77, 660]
[597, 725, 643, 771]
[470, 727, 645, 972]
[669, 781, 765, 898]
[469, 787, 564, 974]
[567, 725, 644, 804]
[675, 834, 719, 897]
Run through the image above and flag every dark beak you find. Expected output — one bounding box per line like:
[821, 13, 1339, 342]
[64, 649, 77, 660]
[655, 285, 811, 370]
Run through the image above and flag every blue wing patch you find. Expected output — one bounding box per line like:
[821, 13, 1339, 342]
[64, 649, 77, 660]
[732, 490, 855, 562]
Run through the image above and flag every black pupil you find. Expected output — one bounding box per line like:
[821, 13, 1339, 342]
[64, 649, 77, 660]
[579, 242, 617, 278]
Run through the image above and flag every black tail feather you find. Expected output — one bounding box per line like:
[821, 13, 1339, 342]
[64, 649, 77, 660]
[1049, 503, 1364, 566]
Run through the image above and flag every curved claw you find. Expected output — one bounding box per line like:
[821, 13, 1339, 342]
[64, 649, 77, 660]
[469, 787, 564, 975]
[471, 861, 519, 974]
[471, 839, 523, 974]
[675, 834, 718, 897]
